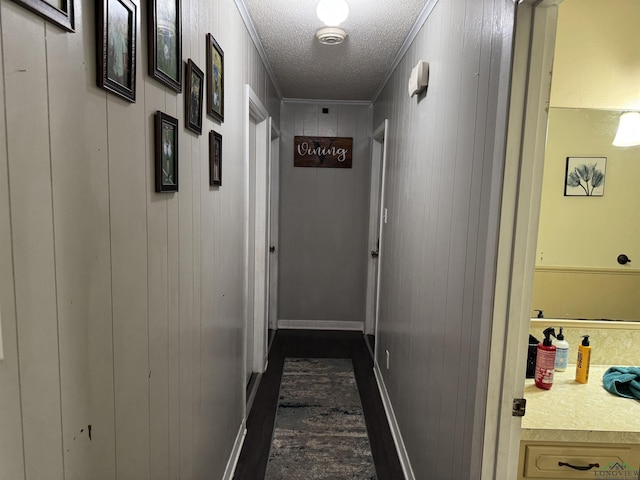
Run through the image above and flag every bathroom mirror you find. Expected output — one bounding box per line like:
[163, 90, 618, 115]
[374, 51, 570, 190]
[531, 107, 640, 321]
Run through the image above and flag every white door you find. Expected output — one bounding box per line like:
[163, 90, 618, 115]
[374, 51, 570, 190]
[243, 86, 271, 392]
[483, 2, 560, 478]
[268, 124, 280, 333]
[365, 120, 389, 342]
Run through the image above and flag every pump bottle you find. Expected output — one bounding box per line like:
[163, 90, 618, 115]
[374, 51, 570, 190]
[534, 327, 556, 390]
[575, 335, 591, 384]
[553, 327, 569, 372]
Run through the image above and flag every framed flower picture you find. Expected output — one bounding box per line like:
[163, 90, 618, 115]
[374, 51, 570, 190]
[564, 157, 606, 197]
[209, 130, 222, 186]
[10, 0, 75, 32]
[206, 33, 224, 122]
[185, 59, 204, 135]
[148, 0, 182, 92]
[155, 111, 179, 192]
[97, 0, 137, 102]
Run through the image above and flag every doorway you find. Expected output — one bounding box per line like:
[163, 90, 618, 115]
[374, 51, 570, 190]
[268, 123, 280, 342]
[244, 85, 271, 412]
[482, 1, 561, 478]
[365, 119, 389, 350]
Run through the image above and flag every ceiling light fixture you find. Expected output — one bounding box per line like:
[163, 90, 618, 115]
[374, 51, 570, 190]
[612, 111, 640, 147]
[316, 0, 349, 26]
[316, 26, 347, 45]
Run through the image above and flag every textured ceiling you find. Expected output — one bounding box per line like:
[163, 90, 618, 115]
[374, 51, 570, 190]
[242, 0, 430, 101]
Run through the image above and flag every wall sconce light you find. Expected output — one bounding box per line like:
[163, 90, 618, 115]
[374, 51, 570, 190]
[612, 111, 640, 147]
[316, 0, 349, 27]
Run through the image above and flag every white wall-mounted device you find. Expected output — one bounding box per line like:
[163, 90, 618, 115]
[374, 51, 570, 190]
[408, 60, 429, 97]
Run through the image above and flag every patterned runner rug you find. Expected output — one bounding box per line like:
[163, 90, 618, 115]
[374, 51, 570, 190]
[265, 358, 377, 479]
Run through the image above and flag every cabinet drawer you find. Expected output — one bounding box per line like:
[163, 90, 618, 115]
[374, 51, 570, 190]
[523, 443, 638, 479]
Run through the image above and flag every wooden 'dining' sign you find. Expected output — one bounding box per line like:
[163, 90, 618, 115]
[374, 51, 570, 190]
[294, 136, 353, 168]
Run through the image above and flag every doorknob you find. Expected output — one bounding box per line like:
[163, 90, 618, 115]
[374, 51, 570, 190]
[270, 246, 276, 253]
[371, 250, 379, 258]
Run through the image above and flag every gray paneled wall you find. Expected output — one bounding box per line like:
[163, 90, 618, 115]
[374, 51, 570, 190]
[278, 103, 372, 327]
[372, 0, 514, 478]
[0, 0, 278, 479]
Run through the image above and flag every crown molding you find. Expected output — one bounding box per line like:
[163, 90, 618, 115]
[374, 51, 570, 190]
[282, 98, 372, 106]
[371, 0, 439, 103]
[234, 0, 283, 99]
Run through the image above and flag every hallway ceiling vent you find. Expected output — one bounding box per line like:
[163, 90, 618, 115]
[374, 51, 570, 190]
[316, 27, 347, 45]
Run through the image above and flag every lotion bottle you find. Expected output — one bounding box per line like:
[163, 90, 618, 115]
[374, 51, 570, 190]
[575, 335, 591, 384]
[553, 327, 569, 372]
[534, 327, 556, 390]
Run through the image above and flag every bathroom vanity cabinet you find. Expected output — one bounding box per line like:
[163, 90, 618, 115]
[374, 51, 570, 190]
[518, 365, 640, 479]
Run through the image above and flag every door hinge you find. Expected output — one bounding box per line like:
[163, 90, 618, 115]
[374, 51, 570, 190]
[512, 398, 526, 417]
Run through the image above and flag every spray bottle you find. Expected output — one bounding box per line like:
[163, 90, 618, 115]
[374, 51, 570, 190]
[535, 327, 556, 390]
[575, 335, 591, 384]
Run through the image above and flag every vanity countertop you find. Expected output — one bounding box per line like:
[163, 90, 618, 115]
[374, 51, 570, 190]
[521, 364, 640, 443]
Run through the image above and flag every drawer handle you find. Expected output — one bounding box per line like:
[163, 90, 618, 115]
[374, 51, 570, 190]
[558, 461, 599, 471]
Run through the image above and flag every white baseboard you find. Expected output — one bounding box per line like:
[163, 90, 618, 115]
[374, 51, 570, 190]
[222, 420, 247, 480]
[374, 362, 415, 480]
[246, 371, 263, 415]
[277, 319, 364, 331]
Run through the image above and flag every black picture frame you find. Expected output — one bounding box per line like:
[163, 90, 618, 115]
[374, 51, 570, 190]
[155, 111, 179, 192]
[148, 0, 182, 93]
[185, 59, 204, 135]
[209, 130, 222, 187]
[206, 33, 224, 122]
[10, 0, 75, 32]
[97, 0, 137, 103]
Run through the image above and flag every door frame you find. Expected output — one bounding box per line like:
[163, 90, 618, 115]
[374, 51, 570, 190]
[365, 119, 389, 338]
[243, 85, 271, 407]
[482, 1, 561, 478]
[268, 122, 280, 333]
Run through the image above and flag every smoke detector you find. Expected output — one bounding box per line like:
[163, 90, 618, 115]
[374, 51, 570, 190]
[316, 27, 346, 45]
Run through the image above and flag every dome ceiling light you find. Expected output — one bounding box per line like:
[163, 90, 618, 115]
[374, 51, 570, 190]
[316, 26, 347, 45]
[316, 0, 349, 27]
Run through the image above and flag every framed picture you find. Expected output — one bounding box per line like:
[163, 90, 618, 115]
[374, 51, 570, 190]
[564, 157, 606, 197]
[10, 0, 75, 32]
[148, 0, 182, 92]
[209, 131, 222, 186]
[185, 59, 204, 135]
[97, 0, 137, 103]
[206, 33, 224, 122]
[155, 111, 179, 192]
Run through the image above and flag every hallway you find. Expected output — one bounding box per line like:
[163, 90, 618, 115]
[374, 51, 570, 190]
[233, 330, 404, 479]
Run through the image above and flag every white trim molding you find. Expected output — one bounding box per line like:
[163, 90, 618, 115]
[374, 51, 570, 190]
[234, 0, 283, 99]
[277, 319, 364, 331]
[281, 98, 372, 107]
[371, 0, 440, 102]
[374, 363, 414, 480]
[222, 421, 247, 480]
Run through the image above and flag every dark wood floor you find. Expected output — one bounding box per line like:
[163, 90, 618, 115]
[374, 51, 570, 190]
[233, 329, 404, 480]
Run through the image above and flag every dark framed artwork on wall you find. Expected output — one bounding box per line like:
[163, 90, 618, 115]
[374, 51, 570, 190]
[206, 33, 224, 122]
[185, 59, 204, 135]
[148, 0, 182, 92]
[97, 0, 137, 102]
[209, 130, 222, 186]
[10, 0, 75, 32]
[155, 111, 179, 192]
